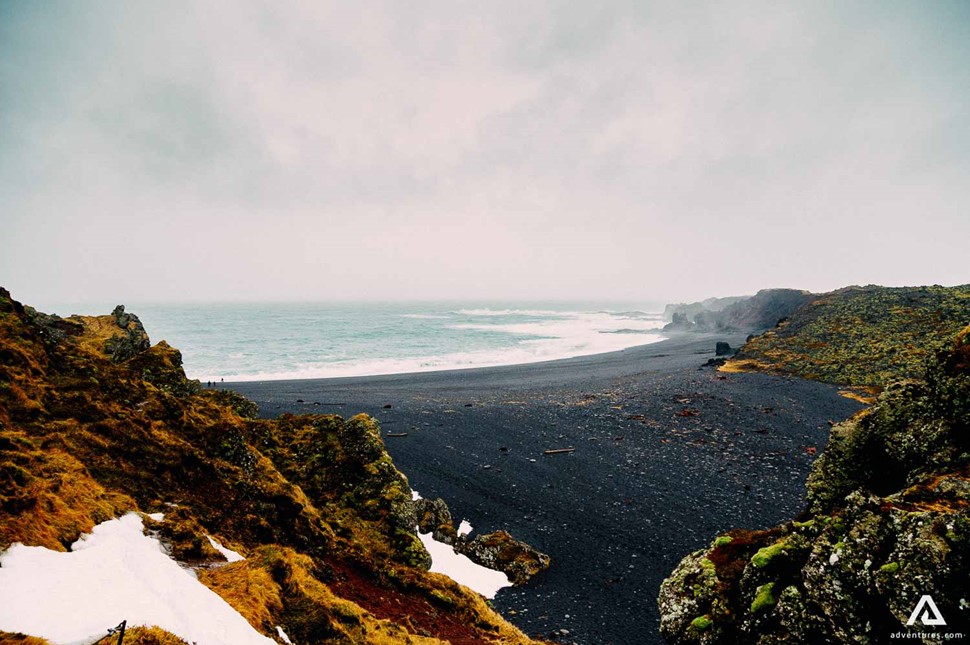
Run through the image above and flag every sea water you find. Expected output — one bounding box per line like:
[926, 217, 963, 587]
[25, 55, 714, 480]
[38, 301, 667, 382]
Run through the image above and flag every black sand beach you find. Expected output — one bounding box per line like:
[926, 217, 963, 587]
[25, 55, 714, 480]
[228, 334, 863, 644]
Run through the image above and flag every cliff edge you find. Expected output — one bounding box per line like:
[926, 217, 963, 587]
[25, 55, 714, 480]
[658, 325, 970, 642]
[0, 288, 545, 644]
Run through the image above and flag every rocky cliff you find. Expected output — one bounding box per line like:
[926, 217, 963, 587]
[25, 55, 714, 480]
[663, 290, 814, 333]
[658, 325, 970, 642]
[0, 288, 544, 644]
[723, 284, 970, 387]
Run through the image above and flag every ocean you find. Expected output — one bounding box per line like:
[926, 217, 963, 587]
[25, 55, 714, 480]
[39, 301, 668, 382]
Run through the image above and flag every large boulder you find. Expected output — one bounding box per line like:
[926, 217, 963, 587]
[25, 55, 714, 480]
[455, 530, 552, 586]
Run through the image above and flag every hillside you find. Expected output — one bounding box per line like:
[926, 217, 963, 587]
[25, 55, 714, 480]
[722, 284, 970, 387]
[0, 288, 544, 644]
[658, 325, 970, 641]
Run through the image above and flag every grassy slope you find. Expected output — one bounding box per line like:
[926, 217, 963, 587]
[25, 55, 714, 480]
[0, 288, 536, 645]
[722, 284, 970, 387]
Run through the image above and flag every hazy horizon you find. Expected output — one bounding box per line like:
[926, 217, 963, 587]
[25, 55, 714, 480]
[2, 1, 968, 305]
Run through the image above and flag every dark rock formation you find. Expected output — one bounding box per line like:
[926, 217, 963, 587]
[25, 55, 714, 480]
[455, 530, 552, 586]
[103, 305, 151, 362]
[664, 296, 750, 322]
[715, 342, 733, 356]
[726, 284, 970, 386]
[663, 289, 815, 334]
[414, 497, 458, 544]
[659, 326, 970, 642]
[413, 496, 551, 585]
[714, 289, 815, 331]
[663, 312, 694, 332]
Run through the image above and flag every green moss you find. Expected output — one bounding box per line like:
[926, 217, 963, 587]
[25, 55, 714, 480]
[751, 539, 787, 568]
[0, 291, 539, 644]
[690, 615, 713, 631]
[879, 562, 900, 574]
[430, 589, 458, 608]
[731, 284, 970, 386]
[750, 582, 777, 614]
[713, 535, 733, 547]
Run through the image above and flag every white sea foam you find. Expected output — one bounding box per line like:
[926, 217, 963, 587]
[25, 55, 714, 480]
[137, 303, 666, 382]
[453, 308, 573, 317]
[199, 329, 664, 382]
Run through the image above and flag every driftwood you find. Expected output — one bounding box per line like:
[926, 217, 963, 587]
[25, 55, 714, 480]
[386, 432, 409, 437]
[543, 447, 575, 455]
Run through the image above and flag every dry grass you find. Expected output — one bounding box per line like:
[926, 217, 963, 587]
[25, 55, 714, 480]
[68, 314, 128, 358]
[718, 358, 771, 374]
[201, 546, 450, 644]
[837, 388, 880, 405]
[0, 437, 135, 551]
[0, 634, 53, 645]
[121, 626, 191, 645]
[0, 290, 544, 645]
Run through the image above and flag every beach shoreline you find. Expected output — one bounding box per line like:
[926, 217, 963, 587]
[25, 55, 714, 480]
[228, 332, 864, 644]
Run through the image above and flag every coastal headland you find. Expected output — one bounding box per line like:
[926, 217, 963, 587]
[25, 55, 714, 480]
[230, 333, 864, 644]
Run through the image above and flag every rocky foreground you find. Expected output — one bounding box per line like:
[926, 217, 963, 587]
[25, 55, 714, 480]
[0, 288, 547, 644]
[658, 325, 970, 641]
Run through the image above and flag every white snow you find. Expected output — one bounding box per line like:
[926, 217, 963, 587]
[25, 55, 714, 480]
[275, 625, 293, 644]
[0, 513, 275, 645]
[206, 535, 245, 563]
[147, 512, 165, 521]
[411, 489, 511, 598]
[418, 531, 512, 599]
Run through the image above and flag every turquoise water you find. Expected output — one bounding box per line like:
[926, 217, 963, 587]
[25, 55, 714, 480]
[39, 301, 667, 381]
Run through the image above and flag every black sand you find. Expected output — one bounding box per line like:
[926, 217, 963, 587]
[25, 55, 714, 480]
[228, 333, 863, 644]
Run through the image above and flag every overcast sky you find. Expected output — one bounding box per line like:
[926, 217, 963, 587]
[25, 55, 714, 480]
[1, 1, 968, 305]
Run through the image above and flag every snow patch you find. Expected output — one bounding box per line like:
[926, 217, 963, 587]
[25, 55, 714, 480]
[417, 531, 511, 599]
[206, 535, 245, 563]
[147, 512, 165, 521]
[410, 489, 510, 598]
[0, 513, 274, 644]
[276, 625, 293, 644]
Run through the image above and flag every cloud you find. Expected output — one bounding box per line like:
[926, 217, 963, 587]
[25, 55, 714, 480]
[1, 1, 968, 304]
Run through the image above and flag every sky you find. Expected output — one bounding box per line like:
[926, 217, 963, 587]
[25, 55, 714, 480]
[1, 1, 968, 304]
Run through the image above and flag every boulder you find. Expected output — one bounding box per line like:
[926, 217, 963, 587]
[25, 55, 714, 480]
[414, 497, 458, 544]
[455, 530, 551, 585]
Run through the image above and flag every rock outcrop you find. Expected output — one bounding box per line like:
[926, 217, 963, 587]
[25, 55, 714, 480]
[0, 288, 540, 644]
[413, 497, 551, 585]
[663, 289, 814, 333]
[714, 342, 734, 356]
[658, 326, 970, 642]
[724, 284, 970, 386]
[455, 530, 551, 586]
[664, 296, 750, 322]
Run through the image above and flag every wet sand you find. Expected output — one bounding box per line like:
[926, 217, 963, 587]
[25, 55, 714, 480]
[227, 333, 863, 644]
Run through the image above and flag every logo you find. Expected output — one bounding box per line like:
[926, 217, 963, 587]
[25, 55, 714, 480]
[906, 595, 946, 626]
